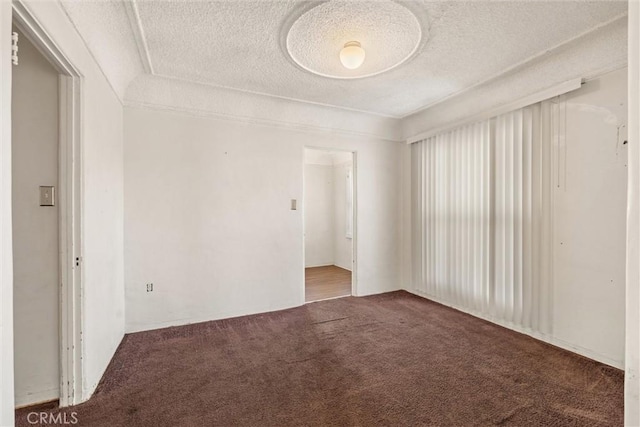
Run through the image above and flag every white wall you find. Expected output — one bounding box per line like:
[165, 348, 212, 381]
[11, 28, 59, 407]
[0, 1, 15, 424]
[333, 161, 352, 271]
[80, 59, 125, 401]
[400, 143, 412, 291]
[9, 0, 126, 405]
[124, 106, 401, 332]
[626, 2, 640, 424]
[552, 68, 627, 367]
[304, 163, 334, 267]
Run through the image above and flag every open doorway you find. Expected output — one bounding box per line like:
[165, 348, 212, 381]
[303, 148, 355, 302]
[12, 24, 62, 409]
[12, 1, 83, 409]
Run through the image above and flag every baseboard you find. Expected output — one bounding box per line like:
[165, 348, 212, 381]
[305, 294, 351, 303]
[354, 284, 402, 297]
[80, 328, 125, 406]
[125, 298, 304, 334]
[404, 288, 624, 370]
[333, 263, 352, 272]
[305, 263, 352, 271]
[15, 388, 59, 409]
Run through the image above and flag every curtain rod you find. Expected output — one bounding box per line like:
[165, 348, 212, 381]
[405, 78, 582, 144]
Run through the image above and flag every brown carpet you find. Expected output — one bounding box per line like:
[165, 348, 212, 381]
[16, 291, 623, 426]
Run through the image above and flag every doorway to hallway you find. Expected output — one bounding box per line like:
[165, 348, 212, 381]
[305, 265, 351, 302]
[303, 148, 355, 303]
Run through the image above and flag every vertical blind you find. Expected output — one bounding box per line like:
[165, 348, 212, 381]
[411, 99, 562, 333]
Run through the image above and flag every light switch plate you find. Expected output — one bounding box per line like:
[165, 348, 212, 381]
[291, 199, 297, 210]
[40, 186, 55, 206]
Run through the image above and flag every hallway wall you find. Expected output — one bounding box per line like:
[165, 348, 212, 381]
[304, 163, 334, 267]
[304, 150, 353, 270]
[11, 27, 59, 408]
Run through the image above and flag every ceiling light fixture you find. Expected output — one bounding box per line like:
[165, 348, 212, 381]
[339, 41, 365, 70]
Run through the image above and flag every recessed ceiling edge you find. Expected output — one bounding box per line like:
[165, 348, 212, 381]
[278, 0, 429, 80]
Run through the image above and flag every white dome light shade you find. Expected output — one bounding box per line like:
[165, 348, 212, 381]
[285, 1, 423, 79]
[340, 41, 366, 70]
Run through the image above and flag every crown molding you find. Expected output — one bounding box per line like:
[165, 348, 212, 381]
[125, 75, 403, 143]
[402, 15, 628, 141]
[122, 0, 154, 74]
[401, 12, 628, 119]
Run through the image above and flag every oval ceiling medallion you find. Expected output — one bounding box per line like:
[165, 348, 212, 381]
[283, 1, 424, 79]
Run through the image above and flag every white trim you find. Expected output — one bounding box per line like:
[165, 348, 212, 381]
[405, 288, 624, 370]
[14, 388, 59, 409]
[351, 153, 358, 297]
[122, 0, 153, 74]
[626, 1, 640, 424]
[400, 13, 627, 119]
[125, 300, 303, 334]
[345, 167, 353, 239]
[151, 72, 402, 120]
[305, 294, 351, 304]
[12, 2, 81, 78]
[125, 101, 402, 143]
[56, 2, 123, 105]
[406, 78, 582, 144]
[12, 1, 84, 407]
[1, 2, 15, 424]
[57, 75, 83, 407]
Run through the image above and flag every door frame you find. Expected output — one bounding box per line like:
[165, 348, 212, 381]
[302, 147, 358, 301]
[12, 0, 83, 407]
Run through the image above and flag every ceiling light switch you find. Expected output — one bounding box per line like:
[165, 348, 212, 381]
[40, 186, 55, 206]
[291, 199, 297, 210]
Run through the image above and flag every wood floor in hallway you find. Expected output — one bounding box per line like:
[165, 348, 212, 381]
[305, 265, 351, 302]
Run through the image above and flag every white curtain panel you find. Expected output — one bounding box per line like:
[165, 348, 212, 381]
[411, 99, 562, 333]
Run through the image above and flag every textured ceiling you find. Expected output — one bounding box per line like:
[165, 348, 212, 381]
[286, 1, 423, 79]
[61, 0, 628, 118]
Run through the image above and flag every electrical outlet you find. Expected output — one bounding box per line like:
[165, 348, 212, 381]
[146, 283, 154, 292]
